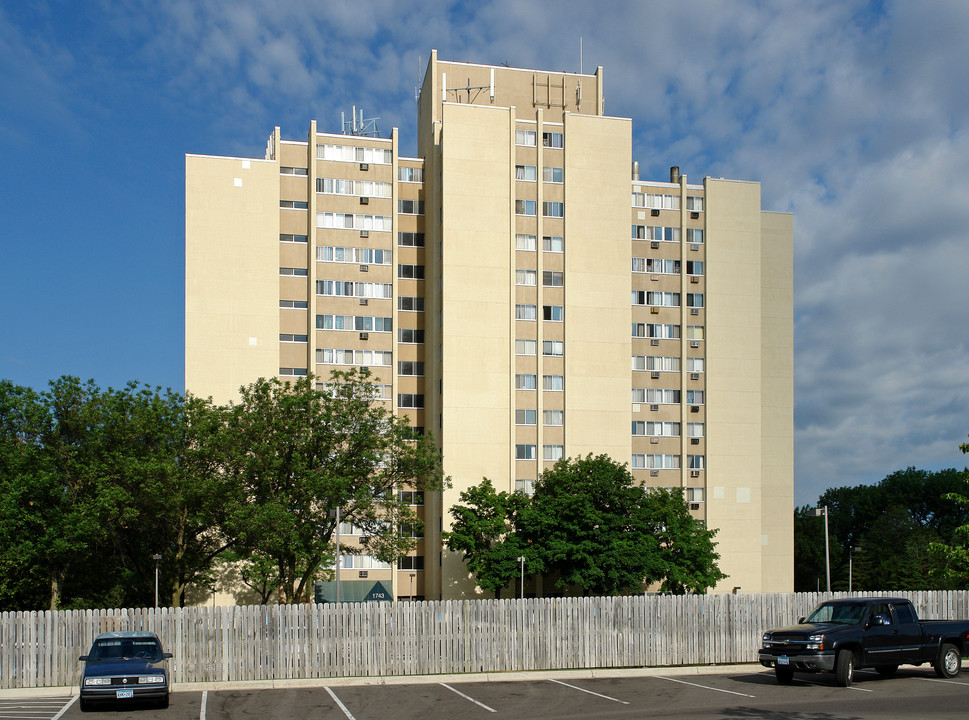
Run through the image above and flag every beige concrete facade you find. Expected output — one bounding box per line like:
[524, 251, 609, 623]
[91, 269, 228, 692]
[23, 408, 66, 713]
[185, 52, 793, 602]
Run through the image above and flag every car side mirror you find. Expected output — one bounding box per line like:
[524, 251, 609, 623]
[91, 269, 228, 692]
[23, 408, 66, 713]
[163, 652, 173, 659]
[79, 655, 89, 661]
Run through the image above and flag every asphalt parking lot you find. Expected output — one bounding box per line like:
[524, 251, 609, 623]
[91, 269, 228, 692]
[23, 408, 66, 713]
[4, 665, 969, 720]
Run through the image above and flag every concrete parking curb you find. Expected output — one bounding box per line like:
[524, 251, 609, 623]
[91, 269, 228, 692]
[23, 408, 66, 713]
[0, 663, 762, 698]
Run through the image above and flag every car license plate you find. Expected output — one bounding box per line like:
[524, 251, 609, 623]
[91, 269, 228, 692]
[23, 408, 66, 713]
[778, 656, 790, 665]
[116, 689, 134, 699]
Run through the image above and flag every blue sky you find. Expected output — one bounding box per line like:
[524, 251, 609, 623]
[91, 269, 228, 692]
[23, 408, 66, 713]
[2, 1, 967, 506]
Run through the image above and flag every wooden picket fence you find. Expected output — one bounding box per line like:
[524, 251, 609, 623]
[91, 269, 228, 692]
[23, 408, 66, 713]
[1, 591, 967, 689]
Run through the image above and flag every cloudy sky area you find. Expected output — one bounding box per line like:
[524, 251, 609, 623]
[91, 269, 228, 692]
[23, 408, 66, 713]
[1, 1, 966, 506]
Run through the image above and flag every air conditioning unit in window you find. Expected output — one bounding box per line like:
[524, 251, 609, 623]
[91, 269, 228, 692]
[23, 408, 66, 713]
[691, 373, 700, 380]
[359, 196, 369, 205]
[691, 276, 700, 283]
[690, 470, 700, 478]
[691, 244, 700, 251]
[650, 241, 660, 249]
[360, 264, 369, 272]
[691, 211, 700, 219]
[650, 339, 660, 346]
[359, 332, 369, 340]
[359, 163, 369, 171]
[650, 404, 659, 412]
[650, 437, 659, 444]
[651, 371, 660, 379]
[650, 470, 659, 477]
[650, 307, 660, 314]
[691, 438, 700, 445]
[690, 502, 701, 510]
[690, 308, 699, 316]
[691, 405, 700, 413]
[651, 209, 660, 217]
[360, 230, 369, 238]
[360, 366, 369, 372]
[690, 340, 700, 347]
[358, 571, 368, 578]
[359, 298, 369, 306]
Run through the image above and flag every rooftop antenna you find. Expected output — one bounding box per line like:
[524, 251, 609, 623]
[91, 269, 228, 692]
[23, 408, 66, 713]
[580, 37, 583, 75]
[415, 54, 422, 103]
[340, 106, 381, 137]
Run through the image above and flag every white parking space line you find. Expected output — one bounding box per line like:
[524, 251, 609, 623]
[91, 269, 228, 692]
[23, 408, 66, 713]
[548, 679, 630, 704]
[918, 676, 969, 687]
[200, 690, 208, 720]
[792, 677, 872, 692]
[51, 695, 78, 720]
[440, 683, 497, 713]
[325, 687, 357, 720]
[655, 675, 756, 698]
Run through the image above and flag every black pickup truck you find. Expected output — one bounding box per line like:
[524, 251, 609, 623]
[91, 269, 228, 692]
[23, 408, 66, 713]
[759, 597, 969, 686]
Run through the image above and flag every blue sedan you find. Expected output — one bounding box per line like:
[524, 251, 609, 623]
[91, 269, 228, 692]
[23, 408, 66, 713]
[78, 631, 172, 711]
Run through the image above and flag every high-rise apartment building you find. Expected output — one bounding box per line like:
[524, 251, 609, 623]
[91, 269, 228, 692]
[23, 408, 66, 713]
[186, 51, 793, 600]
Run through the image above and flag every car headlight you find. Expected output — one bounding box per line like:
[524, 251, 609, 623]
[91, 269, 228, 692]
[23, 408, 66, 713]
[84, 677, 111, 686]
[762, 633, 771, 642]
[139, 675, 165, 684]
[806, 634, 825, 650]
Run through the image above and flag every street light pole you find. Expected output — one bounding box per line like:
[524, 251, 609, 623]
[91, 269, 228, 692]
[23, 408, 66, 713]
[811, 506, 830, 592]
[517, 556, 526, 599]
[152, 554, 162, 608]
[335, 506, 341, 605]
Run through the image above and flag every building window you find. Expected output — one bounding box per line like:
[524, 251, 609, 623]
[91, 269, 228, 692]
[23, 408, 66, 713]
[543, 375, 564, 391]
[641, 258, 680, 274]
[516, 444, 537, 460]
[317, 212, 392, 231]
[515, 129, 537, 146]
[686, 261, 704, 275]
[631, 454, 646, 469]
[542, 201, 564, 218]
[317, 144, 392, 164]
[633, 226, 680, 242]
[398, 328, 424, 344]
[397, 555, 425, 570]
[645, 193, 680, 210]
[542, 340, 564, 356]
[280, 233, 308, 243]
[542, 271, 563, 287]
[543, 409, 564, 426]
[398, 264, 425, 280]
[398, 199, 424, 215]
[632, 388, 681, 404]
[280, 200, 308, 209]
[633, 291, 680, 307]
[687, 357, 704, 373]
[515, 339, 537, 355]
[687, 422, 704, 437]
[647, 454, 680, 469]
[542, 131, 564, 149]
[687, 293, 704, 308]
[516, 479, 535, 495]
[516, 304, 537, 321]
[516, 409, 537, 425]
[632, 323, 681, 339]
[279, 299, 308, 309]
[317, 280, 393, 299]
[398, 296, 424, 312]
[279, 267, 308, 276]
[398, 361, 424, 376]
[279, 367, 307, 376]
[399, 232, 425, 247]
[543, 305, 563, 322]
[516, 199, 536, 216]
[280, 166, 308, 176]
[398, 393, 424, 408]
[516, 373, 537, 390]
[318, 246, 391, 264]
[543, 166, 563, 183]
[688, 455, 705, 470]
[687, 228, 704, 244]
[686, 487, 705, 503]
[686, 390, 704, 405]
[515, 164, 537, 181]
[542, 235, 564, 252]
[686, 325, 704, 341]
[398, 167, 424, 182]
[686, 196, 704, 212]
[516, 269, 537, 286]
[543, 444, 564, 461]
[316, 315, 392, 332]
[318, 178, 392, 197]
[516, 234, 537, 251]
[631, 193, 646, 208]
[632, 421, 680, 437]
[317, 349, 392, 366]
[399, 490, 425, 505]
[633, 355, 680, 372]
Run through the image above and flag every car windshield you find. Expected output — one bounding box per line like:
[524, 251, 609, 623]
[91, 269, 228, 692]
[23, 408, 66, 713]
[89, 638, 163, 661]
[805, 602, 868, 625]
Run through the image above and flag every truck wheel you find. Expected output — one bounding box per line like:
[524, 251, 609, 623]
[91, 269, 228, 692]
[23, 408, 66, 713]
[934, 643, 962, 678]
[875, 664, 898, 676]
[775, 666, 794, 684]
[835, 648, 854, 687]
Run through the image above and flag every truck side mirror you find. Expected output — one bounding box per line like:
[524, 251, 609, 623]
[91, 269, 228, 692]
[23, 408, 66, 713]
[798, 617, 805, 624]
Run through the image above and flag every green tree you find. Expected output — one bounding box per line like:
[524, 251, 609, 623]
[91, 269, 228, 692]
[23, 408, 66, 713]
[218, 370, 446, 603]
[442, 478, 530, 598]
[521, 454, 663, 596]
[643, 488, 726, 594]
[929, 436, 969, 587]
[793, 505, 830, 592]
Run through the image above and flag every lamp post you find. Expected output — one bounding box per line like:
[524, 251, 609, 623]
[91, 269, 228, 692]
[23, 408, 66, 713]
[409, 573, 416, 600]
[517, 556, 526, 599]
[811, 506, 831, 592]
[328, 507, 342, 604]
[152, 554, 162, 608]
